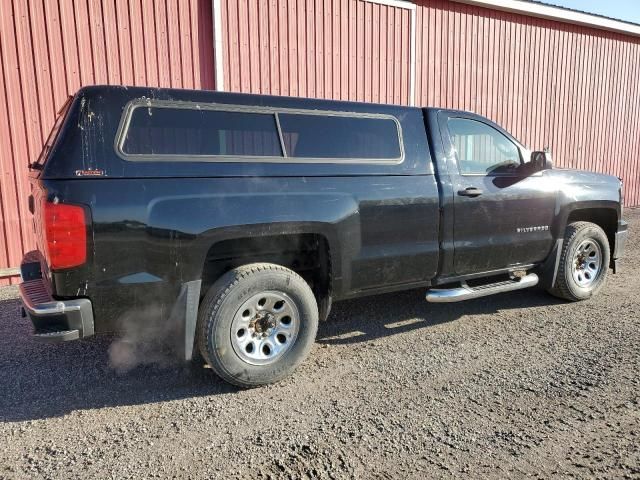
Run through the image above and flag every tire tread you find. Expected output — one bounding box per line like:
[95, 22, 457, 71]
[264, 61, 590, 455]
[548, 221, 609, 301]
[196, 263, 315, 387]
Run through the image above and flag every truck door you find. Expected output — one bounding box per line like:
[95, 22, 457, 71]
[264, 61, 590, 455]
[437, 112, 556, 276]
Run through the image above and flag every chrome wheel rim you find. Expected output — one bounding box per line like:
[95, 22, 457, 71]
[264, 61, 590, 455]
[230, 291, 300, 366]
[572, 239, 602, 288]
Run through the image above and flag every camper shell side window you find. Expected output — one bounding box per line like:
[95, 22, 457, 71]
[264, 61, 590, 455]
[115, 99, 404, 165]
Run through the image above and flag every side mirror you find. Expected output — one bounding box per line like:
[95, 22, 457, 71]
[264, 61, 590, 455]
[530, 150, 553, 171]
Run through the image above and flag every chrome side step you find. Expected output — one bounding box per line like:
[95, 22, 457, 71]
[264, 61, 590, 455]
[33, 329, 80, 342]
[426, 273, 539, 303]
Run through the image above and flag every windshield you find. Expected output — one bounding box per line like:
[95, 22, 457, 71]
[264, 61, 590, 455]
[31, 96, 73, 170]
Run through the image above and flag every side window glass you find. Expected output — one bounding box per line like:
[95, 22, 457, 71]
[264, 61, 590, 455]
[118, 100, 404, 164]
[278, 113, 401, 160]
[122, 107, 282, 157]
[447, 118, 521, 175]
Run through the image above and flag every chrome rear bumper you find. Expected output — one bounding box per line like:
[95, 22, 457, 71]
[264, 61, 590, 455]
[19, 260, 94, 342]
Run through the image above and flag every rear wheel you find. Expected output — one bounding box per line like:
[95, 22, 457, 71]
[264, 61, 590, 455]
[547, 221, 610, 301]
[197, 263, 318, 387]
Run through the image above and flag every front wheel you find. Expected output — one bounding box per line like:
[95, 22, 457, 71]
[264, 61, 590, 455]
[547, 221, 610, 301]
[197, 263, 319, 387]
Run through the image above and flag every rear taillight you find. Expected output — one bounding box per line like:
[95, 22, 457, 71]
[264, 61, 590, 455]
[43, 202, 87, 270]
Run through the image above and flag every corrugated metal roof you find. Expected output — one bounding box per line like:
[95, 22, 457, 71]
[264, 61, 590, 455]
[526, 0, 640, 28]
[451, 0, 640, 36]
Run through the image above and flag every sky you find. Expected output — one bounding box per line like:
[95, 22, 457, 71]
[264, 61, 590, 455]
[543, 0, 640, 25]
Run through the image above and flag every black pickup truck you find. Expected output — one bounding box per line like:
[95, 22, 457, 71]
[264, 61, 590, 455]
[20, 86, 627, 387]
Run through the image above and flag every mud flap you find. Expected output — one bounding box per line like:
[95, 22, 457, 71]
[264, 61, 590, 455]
[539, 239, 563, 290]
[172, 279, 202, 361]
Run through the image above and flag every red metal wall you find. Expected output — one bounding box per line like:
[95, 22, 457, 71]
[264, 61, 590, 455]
[220, 0, 640, 207]
[220, 0, 413, 104]
[413, 0, 640, 205]
[0, 0, 214, 285]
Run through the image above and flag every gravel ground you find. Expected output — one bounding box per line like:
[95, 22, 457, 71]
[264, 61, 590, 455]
[1, 211, 639, 479]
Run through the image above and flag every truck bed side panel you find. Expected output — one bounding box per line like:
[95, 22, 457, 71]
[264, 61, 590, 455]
[44, 175, 439, 332]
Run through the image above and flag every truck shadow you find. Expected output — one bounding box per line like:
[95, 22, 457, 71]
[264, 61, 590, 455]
[0, 288, 564, 422]
[317, 287, 565, 345]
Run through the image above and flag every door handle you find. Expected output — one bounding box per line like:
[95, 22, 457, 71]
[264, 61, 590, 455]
[458, 187, 483, 197]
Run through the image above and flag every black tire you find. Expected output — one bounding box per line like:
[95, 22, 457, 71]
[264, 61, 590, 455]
[197, 263, 318, 387]
[547, 221, 610, 301]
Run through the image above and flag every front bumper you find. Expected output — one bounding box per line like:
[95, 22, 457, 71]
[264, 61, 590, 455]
[19, 259, 94, 342]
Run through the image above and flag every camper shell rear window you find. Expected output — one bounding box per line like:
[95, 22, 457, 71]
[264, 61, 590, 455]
[32, 96, 73, 170]
[116, 100, 404, 164]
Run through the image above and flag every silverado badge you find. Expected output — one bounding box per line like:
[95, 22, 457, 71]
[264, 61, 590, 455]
[517, 225, 549, 233]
